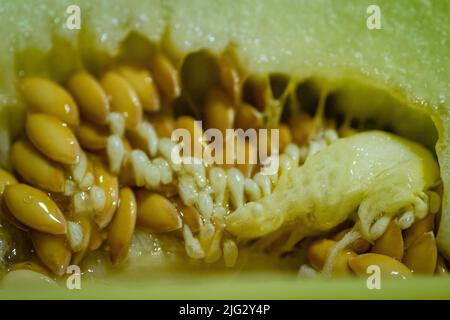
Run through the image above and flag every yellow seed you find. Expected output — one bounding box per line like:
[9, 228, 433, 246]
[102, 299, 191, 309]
[2, 269, 57, 288]
[75, 122, 108, 151]
[435, 256, 448, 275]
[235, 103, 263, 130]
[92, 158, 119, 228]
[136, 190, 182, 233]
[175, 116, 204, 158]
[204, 88, 235, 135]
[101, 71, 143, 130]
[371, 222, 404, 260]
[307, 239, 356, 276]
[349, 253, 412, 280]
[30, 231, 71, 276]
[11, 140, 65, 192]
[117, 66, 160, 112]
[177, 200, 201, 234]
[403, 231, 437, 275]
[9, 261, 50, 276]
[279, 124, 293, 151]
[404, 213, 435, 249]
[26, 113, 80, 165]
[71, 216, 92, 265]
[0, 201, 28, 231]
[3, 184, 67, 234]
[147, 114, 175, 138]
[21, 77, 79, 126]
[0, 168, 17, 197]
[332, 228, 371, 254]
[218, 54, 241, 103]
[151, 53, 181, 103]
[67, 72, 110, 125]
[289, 112, 316, 145]
[88, 223, 106, 251]
[107, 188, 137, 265]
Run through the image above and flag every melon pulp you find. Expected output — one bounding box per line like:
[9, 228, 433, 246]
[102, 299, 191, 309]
[0, 0, 449, 267]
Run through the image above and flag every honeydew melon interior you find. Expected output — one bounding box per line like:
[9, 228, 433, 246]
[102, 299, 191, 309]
[0, 0, 449, 290]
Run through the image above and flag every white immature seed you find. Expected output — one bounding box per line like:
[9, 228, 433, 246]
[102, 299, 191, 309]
[227, 168, 245, 209]
[153, 157, 172, 184]
[178, 174, 198, 206]
[244, 178, 261, 201]
[79, 172, 94, 190]
[284, 143, 301, 164]
[130, 149, 150, 187]
[137, 121, 158, 157]
[64, 180, 76, 196]
[197, 189, 213, 218]
[183, 160, 207, 188]
[183, 224, 205, 259]
[223, 239, 238, 267]
[253, 172, 271, 197]
[279, 154, 295, 176]
[106, 135, 124, 174]
[108, 112, 125, 136]
[71, 151, 87, 184]
[324, 129, 339, 144]
[397, 209, 415, 230]
[67, 221, 84, 252]
[90, 185, 106, 212]
[158, 138, 181, 171]
[144, 162, 160, 189]
[209, 167, 227, 205]
[414, 193, 429, 219]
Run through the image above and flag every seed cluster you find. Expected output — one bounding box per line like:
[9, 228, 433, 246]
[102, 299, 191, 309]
[0, 49, 447, 284]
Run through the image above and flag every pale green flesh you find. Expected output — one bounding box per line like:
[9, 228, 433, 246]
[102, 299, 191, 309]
[0, 0, 448, 260]
[227, 131, 440, 241]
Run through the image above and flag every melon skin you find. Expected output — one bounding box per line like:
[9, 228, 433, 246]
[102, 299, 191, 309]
[0, 0, 448, 258]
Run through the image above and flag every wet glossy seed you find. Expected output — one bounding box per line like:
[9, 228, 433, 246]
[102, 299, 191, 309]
[435, 256, 448, 275]
[26, 113, 80, 165]
[136, 190, 182, 233]
[2, 269, 57, 288]
[204, 88, 235, 134]
[67, 72, 110, 125]
[101, 71, 143, 130]
[177, 200, 201, 234]
[117, 66, 160, 112]
[151, 53, 181, 103]
[218, 54, 241, 103]
[0, 168, 17, 197]
[332, 228, 371, 254]
[307, 239, 356, 275]
[107, 188, 137, 265]
[0, 200, 28, 231]
[30, 231, 71, 276]
[175, 116, 204, 158]
[11, 140, 65, 192]
[289, 113, 316, 145]
[404, 214, 435, 249]
[9, 261, 50, 276]
[235, 103, 263, 130]
[349, 253, 412, 280]
[371, 222, 404, 260]
[403, 232, 437, 275]
[92, 158, 119, 228]
[75, 122, 108, 151]
[3, 184, 67, 234]
[21, 77, 79, 126]
[71, 216, 92, 265]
